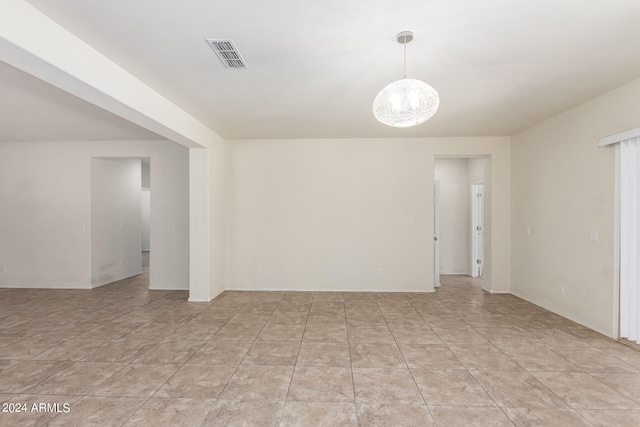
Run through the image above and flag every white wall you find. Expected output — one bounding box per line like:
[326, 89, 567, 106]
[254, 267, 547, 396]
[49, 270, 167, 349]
[141, 189, 151, 251]
[91, 158, 142, 287]
[208, 139, 228, 299]
[511, 76, 640, 336]
[187, 136, 228, 302]
[468, 158, 485, 183]
[434, 159, 470, 274]
[0, 135, 508, 298]
[227, 137, 511, 293]
[0, 142, 91, 287]
[141, 160, 151, 252]
[0, 140, 189, 290]
[150, 141, 189, 290]
[141, 161, 151, 189]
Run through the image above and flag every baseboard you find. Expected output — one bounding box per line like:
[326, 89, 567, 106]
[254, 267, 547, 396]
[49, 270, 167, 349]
[619, 338, 640, 351]
[0, 283, 91, 290]
[149, 287, 188, 291]
[224, 287, 435, 293]
[510, 289, 613, 338]
[482, 288, 511, 295]
[91, 270, 143, 289]
[188, 297, 212, 302]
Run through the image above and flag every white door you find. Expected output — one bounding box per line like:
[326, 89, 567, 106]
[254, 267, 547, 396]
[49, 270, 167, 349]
[434, 180, 441, 287]
[471, 183, 484, 277]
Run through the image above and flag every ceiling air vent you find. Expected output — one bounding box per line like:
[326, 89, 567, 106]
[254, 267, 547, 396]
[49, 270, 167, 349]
[206, 39, 248, 69]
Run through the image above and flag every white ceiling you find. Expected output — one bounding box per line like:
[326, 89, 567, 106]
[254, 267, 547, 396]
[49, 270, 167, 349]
[6, 0, 640, 141]
[0, 61, 162, 141]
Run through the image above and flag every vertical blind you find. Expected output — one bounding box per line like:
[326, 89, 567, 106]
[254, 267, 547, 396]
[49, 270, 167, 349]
[620, 136, 640, 343]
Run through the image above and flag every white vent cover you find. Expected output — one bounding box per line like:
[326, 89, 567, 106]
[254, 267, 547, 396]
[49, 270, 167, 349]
[206, 39, 248, 69]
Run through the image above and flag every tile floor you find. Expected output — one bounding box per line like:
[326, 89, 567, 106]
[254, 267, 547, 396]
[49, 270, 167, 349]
[2, 271, 640, 426]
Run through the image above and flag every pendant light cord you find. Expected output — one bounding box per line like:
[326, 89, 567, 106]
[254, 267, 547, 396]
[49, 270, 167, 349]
[403, 36, 407, 79]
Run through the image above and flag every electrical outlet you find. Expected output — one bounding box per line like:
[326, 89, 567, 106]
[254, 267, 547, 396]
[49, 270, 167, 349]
[378, 267, 384, 276]
[557, 283, 564, 295]
[331, 268, 337, 276]
[590, 230, 598, 241]
[257, 267, 264, 276]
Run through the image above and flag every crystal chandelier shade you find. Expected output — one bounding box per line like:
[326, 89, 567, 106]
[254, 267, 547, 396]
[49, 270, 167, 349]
[373, 31, 439, 128]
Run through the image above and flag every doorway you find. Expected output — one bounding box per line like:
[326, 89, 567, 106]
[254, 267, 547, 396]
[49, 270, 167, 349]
[90, 158, 143, 287]
[434, 156, 490, 290]
[90, 157, 151, 288]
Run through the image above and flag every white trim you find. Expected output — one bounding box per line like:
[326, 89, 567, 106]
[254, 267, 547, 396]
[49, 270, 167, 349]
[0, 284, 92, 290]
[471, 181, 484, 278]
[612, 144, 621, 338]
[486, 289, 510, 294]
[511, 290, 613, 338]
[224, 287, 436, 293]
[598, 126, 640, 147]
[434, 179, 441, 288]
[149, 287, 188, 291]
[91, 271, 142, 289]
[188, 297, 212, 302]
[470, 178, 484, 279]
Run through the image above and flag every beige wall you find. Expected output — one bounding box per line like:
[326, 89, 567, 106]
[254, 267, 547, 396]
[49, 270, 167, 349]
[208, 138, 228, 299]
[511, 76, 640, 336]
[0, 140, 189, 290]
[188, 136, 228, 302]
[226, 137, 510, 293]
[91, 158, 142, 287]
[468, 158, 485, 184]
[435, 159, 470, 274]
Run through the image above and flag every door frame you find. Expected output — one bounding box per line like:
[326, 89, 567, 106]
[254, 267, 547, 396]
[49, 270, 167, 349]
[471, 181, 484, 277]
[434, 180, 441, 288]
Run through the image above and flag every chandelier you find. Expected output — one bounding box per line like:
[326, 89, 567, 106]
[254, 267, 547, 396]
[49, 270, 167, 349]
[373, 31, 440, 128]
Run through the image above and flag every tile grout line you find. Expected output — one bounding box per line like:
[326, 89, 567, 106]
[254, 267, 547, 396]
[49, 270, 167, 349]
[279, 292, 314, 426]
[143, 295, 244, 423]
[344, 296, 358, 425]
[3, 277, 640, 425]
